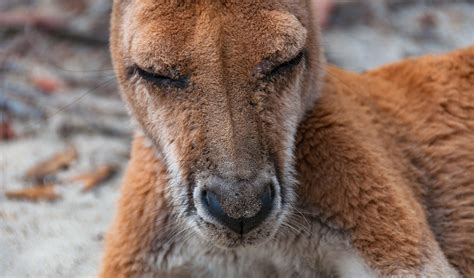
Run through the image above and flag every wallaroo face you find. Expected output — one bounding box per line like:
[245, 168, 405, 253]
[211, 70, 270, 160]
[111, 0, 323, 248]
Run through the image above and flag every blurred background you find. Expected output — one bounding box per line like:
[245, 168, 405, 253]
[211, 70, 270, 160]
[1, 0, 473, 276]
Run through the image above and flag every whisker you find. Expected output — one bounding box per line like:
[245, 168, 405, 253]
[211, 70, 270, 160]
[292, 207, 312, 234]
[281, 220, 302, 235]
[180, 230, 198, 246]
[19, 76, 118, 130]
[166, 226, 193, 244]
[287, 215, 311, 236]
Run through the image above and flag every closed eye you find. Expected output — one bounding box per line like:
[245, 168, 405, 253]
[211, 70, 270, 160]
[267, 50, 305, 78]
[132, 66, 189, 89]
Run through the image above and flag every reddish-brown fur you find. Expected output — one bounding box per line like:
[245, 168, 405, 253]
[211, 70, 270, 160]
[101, 47, 474, 277]
[101, 0, 473, 276]
[297, 47, 474, 276]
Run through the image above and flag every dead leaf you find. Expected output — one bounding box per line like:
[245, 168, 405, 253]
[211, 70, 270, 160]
[31, 75, 64, 94]
[0, 120, 15, 141]
[5, 185, 60, 202]
[70, 165, 117, 192]
[25, 146, 78, 182]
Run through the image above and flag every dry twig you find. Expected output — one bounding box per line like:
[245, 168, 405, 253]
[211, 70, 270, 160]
[5, 184, 60, 202]
[25, 146, 78, 182]
[70, 164, 117, 192]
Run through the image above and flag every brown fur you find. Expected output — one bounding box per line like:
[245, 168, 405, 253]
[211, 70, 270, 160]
[101, 0, 474, 276]
[297, 47, 474, 276]
[101, 47, 474, 277]
[108, 0, 324, 250]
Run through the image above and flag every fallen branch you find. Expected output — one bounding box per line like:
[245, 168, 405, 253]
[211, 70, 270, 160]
[25, 146, 78, 182]
[70, 164, 117, 192]
[5, 184, 60, 202]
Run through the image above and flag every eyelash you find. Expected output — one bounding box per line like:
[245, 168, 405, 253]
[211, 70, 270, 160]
[129, 51, 304, 87]
[267, 51, 305, 78]
[132, 66, 189, 89]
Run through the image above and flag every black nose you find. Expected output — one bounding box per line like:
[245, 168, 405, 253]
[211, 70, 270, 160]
[201, 186, 274, 234]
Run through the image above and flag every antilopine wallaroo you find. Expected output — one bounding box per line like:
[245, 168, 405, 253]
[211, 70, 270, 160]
[101, 0, 474, 277]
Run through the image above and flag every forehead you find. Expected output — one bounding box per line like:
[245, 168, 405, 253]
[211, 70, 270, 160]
[120, 1, 307, 66]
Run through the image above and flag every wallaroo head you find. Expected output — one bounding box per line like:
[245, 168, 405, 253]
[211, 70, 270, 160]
[110, 0, 323, 248]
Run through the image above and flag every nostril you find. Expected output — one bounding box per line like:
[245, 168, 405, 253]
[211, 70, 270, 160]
[206, 191, 225, 218]
[199, 184, 275, 235]
[262, 183, 274, 206]
[201, 189, 243, 234]
[201, 190, 224, 219]
[201, 190, 209, 206]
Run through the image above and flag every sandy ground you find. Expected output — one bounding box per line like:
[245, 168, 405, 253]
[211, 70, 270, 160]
[1, 1, 474, 277]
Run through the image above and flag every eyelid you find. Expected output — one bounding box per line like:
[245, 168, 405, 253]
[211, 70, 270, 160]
[269, 50, 305, 76]
[255, 49, 306, 79]
[128, 65, 189, 89]
[136, 66, 175, 80]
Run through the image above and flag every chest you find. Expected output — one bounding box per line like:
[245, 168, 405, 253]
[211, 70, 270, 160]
[182, 246, 329, 278]
[155, 227, 373, 278]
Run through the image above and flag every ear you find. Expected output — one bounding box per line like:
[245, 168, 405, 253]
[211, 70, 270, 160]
[111, 0, 133, 22]
[301, 0, 326, 113]
[306, 0, 325, 59]
[310, 0, 333, 27]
